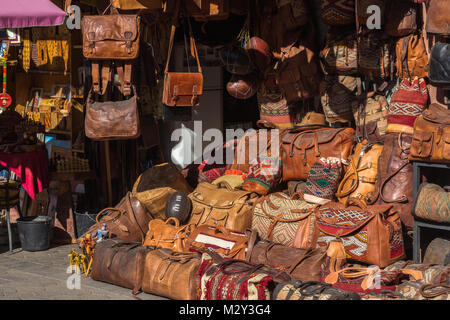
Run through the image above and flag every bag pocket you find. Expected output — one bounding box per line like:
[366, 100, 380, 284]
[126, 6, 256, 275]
[411, 130, 434, 158]
[443, 130, 450, 161]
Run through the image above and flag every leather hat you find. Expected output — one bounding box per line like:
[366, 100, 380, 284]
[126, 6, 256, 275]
[247, 37, 272, 71]
[226, 73, 260, 99]
[293, 112, 328, 130]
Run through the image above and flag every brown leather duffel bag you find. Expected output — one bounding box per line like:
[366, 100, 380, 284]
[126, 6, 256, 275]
[79, 192, 152, 243]
[141, 248, 201, 300]
[187, 182, 258, 233]
[90, 240, 149, 295]
[280, 127, 355, 181]
[409, 104, 450, 163]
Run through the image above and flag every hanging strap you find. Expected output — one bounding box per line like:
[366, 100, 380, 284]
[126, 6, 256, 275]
[116, 61, 133, 96]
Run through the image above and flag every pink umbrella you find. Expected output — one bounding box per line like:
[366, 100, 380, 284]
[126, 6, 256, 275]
[0, 0, 67, 28]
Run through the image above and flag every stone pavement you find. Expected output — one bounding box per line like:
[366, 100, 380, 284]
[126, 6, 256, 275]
[0, 242, 167, 300]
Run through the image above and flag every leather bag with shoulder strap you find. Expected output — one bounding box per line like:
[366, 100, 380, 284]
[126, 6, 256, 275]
[187, 182, 258, 233]
[85, 88, 141, 140]
[311, 199, 406, 268]
[336, 140, 383, 205]
[162, 3, 203, 107]
[187, 225, 255, 260]
[395, 32, 429, 79]
[409, 103, 450, 163]
[142, 217, 194, 252]
[251, 192, 318, 247]
[280, 127, 355, 181]
[425, 0, 450, 35]
[90, 240, 149, 297]
[140, 248, 201, 300]
[79, 192, 152, 243]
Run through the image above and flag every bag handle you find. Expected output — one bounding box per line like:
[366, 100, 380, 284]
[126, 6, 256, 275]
[345, 197, 367, 209]
[420, 283, 450, 299]
[165, 217, 180, 227]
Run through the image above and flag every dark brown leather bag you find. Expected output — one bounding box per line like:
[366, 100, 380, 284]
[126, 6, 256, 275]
[280, 127, 355, 181]
[85, 89, 141, 140]
[371, 132, 414, 229]
[426, 0, 450, 35]
[90, 240, 149, 295]
[80, 192, 152, 243]
[162, 6, 203, 107]
[385, 1, 418, 37]
[141, 248, 201, 300]
[409, 103, 450, 163]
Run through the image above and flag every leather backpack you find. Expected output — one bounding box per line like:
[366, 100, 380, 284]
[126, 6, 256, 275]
[385, 1, 418, 37]
[280, 127, 355, 181]
[429, 42, 450, 87]
[336, 140, 383, 206]
[395, 32, 429, 79]
[425, 0, 450, 35]
[81, 9, 140, 96]
[409, 103, 450, 163]
[320, 0, 355, 26]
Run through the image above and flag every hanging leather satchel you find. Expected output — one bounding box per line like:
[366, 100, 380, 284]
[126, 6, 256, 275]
[251, 192, 318, 247]
[395, 33, 429, 80]
[409, 103, 450, 163]
[85, 88, 141, 140]
[336, 140, 383, 205]
[280, 127, 355, 181]
[425, 0, 450, 35]
[162, 6, 203, 107]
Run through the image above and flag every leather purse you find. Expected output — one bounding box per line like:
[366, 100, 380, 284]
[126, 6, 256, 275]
[85, 89, 141, 140]
[187, 182, 258, 233]
[197, 248, 291, 300]
[90, 240, 149, 296]
[142, 217, 194, 252]
[162, 7, 203, 107]
[413, 183, 450, 224]
[429, 42, 450, 87]
[320, 33, 358, 75]
[274, 280, 361, 300]
[409, 103, 450, 163]
[80, 192, 152, 243]
[280, 127, 355, 181]
[395, 33, 429, 79]
[141, 248, 201, 300]
[251, 192, 318, 247]
[371, 132, 414, 229]
[336, 141, 383, 205]
[385, 1, 418, 37]
[187, 225, 255, 260]
[425, 0, 450, 35]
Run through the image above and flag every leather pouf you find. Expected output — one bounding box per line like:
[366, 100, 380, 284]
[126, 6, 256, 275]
[226, 73, 259, 99]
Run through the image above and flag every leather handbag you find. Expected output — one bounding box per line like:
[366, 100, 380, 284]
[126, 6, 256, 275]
[395, 33, 429, 79]
[80, 192, 152, 243]
[353, 91, 389, 143]
[423, 238, 450, 266]
[187, 225, 255, 260]
[357, 31, 393, 79]
[90, 240, 149, 295]
[385, 1, 418, 37]
[425, 0, 450, 35]
[187, 182, 258, 233]
[246, 240, 346, 282]
[142, 217, 194, 252]
[85, 89, 141, 140]
[413, 183, 450, 224]
[162, 6, 203, 107]
[274, 280, 361, 300]
[310, 199, 406, 267]
[140, 248, 201, 300]
[132, 163, 193, 220]
[320, 75, 358, 124]
[429, 42, 450, 87]
[336, 141, 383, 205]
[251, 192, 318, 247]
[409, 103, 450, 163]
[371, 132, 414, 229]
[320, 0, 355, 26]
[280, 127, 355, 181]
[275, 22, 322, 104]
[320, 33, 358, 75]
[197, 249, 291, 300]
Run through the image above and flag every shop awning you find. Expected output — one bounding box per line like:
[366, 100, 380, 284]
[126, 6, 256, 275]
[0, 0, 66, 29]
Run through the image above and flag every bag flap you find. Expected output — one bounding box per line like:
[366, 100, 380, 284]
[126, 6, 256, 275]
[165, 72, 203, 95]
[316, 205, 376, 237]
[423, 104, 450, 125]
[82, 15, 139, 42]
[281, 128, 346, 150]
[412, 129, 433, 142]
[189, 182, 251, 208]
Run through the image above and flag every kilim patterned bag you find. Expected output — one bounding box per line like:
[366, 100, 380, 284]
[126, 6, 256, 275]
[357, 31, 393, 79]
[257, 90, 299, 129]
[321, 0, 355, 26]
[413, 183, 450, 224]
[197, 249, 291, 300]
[312, 199, 405, 267]
[251, 192, 318, 247]
[242, 155, 282, 195]
[320, 34, 358, 75]
[274, 280, 361, 300]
